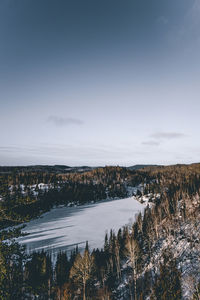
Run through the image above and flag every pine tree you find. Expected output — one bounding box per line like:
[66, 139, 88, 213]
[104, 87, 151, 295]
[55, 252, 70, 300]
[25, 251, 53, 298]
[153, 250, 182, 300]
[193, 281, 200, 300]
[0, 241, 25, 300]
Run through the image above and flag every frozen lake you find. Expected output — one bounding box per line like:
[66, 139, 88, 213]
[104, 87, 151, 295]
[17, 197, 144, 257]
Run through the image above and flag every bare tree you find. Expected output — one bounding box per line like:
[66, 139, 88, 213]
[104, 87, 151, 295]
[126, 234, 139, 300]
[70, 249, 94, 300]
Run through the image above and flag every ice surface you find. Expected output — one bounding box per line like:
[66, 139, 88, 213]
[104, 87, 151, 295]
[17, 197, 144, 256]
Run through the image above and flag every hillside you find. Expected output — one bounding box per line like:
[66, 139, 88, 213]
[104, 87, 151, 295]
[0, 165, 149, 228]
[0, 163, 199, 299]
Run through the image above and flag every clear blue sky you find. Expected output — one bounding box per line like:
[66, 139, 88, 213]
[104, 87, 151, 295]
[0, 0, 200, 166]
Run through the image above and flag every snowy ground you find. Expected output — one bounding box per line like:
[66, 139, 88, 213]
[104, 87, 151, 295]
[140, 216, 200, 300]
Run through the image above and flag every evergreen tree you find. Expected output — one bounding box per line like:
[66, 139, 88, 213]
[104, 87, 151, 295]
[0, 241, 25, 300]
[153, 250, 182, 300]
[55, 252, 70, 300]
[193, 281, 200, 300]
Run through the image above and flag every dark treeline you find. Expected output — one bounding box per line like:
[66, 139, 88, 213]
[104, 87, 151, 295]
[0, 164, 200, 299]
[0, 166, 146, 228]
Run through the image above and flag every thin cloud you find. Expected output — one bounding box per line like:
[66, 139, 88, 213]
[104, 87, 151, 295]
[157, 16, 168, 25]
[142, 141, 160, 146]
[47, 116, 84, 127]
[0, 143, 149, 167]
[151, 132, 187, 140]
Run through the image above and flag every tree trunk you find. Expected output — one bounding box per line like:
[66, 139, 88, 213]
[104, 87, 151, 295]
[129, 280, 133, 300]
[134, 267, 137, 300]
[83, 281, 86, 300]
[48, 278, 51, 300]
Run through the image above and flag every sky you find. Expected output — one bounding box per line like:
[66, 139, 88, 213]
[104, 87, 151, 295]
[0, 0, 200, 166]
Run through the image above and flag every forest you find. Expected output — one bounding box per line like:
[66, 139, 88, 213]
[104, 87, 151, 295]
[0, 166, 144, 228]
[0, 163, 200, 299]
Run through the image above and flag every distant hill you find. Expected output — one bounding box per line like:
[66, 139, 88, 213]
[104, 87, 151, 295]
[128, 164, 160, 170]
[0, 165, 96, 174]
